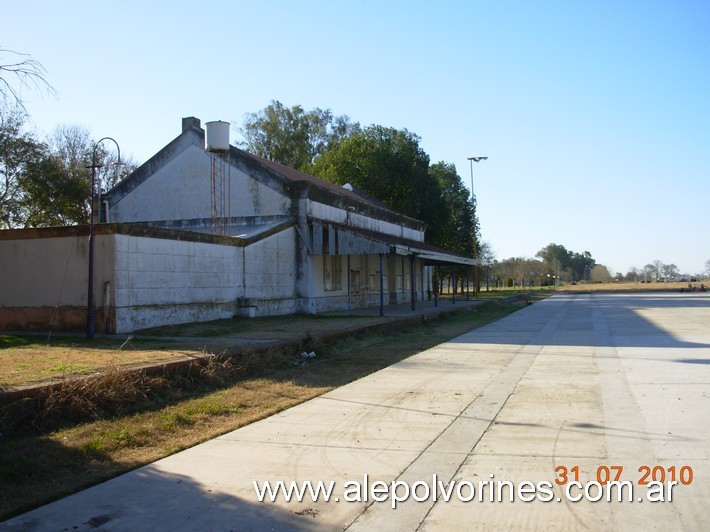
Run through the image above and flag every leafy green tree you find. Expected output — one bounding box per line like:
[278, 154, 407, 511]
[428, 161, 475, 256]
[569, 251, 595, 281]
[0, 104, 41, 227]
[493, 257, 545, 288]
[477, 240, 496, 290]
[45, 125, 135, 224]
[661, 263, 679, 281]
[0, 107, 133, 228]
[17, 152, 86, 226]
[537, 243, 596, 281]
[240, 100, 359, 172]
[643, 262, 660, 282]
[536, 243, 570, 274]
[312, 125, 448, 244]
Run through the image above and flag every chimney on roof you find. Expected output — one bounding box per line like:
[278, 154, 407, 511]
[182, 117, 201, 133]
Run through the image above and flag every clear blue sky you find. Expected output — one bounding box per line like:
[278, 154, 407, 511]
[5, 0, 709, 275]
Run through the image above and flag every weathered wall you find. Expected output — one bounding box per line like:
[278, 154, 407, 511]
[308, 201, 425, 242]
[109, 145, 290, 225]
[236, 226, 299, 317]
[0, 231, 115, 332]
[112, 234, 241, 332]
[110, 144, 211, 223]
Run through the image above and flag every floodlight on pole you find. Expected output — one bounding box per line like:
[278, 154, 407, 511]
[467, 156, 488, 298]
[87, 137, 121, 339]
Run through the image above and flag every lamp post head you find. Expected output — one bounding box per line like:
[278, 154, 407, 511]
[468, 156, 488, 162]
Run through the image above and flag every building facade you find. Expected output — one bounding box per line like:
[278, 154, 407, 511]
[0, 118, 473, 334]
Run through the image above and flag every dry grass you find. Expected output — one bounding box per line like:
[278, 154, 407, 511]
[0, 335, 208, 389]
[0, 300, 524, 521]
[557, 281, 706, 292]
[0, 314, 397, 390]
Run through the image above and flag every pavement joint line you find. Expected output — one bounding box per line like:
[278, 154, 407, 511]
[346, 303, 552, 530]
[5, 293, 708, 530]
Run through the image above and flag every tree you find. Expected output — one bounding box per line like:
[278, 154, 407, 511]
[492, 257, 545, 288]
[590, 264, 612, 283]
[536, 243, 570, 275]
[705, 259, 710, 279]
[0, 108, 135, 228]
[240, 100, 359, 172]
[643, 262, 662, 282]
[661, 263, 679, 281]
[44, 125, 135, 224]
[625, 267, 640, 282]
[569, 251, 595, 281]
[312, 125, 448, 245]
[1, 48, 55, 111]
[0, 104, 43, 227]
[428, 161, 475, 256]
[477, 240, 496, 290]
[536, 243, 596, 281]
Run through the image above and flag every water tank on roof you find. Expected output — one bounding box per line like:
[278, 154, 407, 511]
[205, 120, 230, 152]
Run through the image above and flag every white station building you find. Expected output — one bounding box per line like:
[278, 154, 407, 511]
[0, 117, 473, 334]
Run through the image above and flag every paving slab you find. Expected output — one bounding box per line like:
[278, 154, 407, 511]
[2, 292, 709, 530]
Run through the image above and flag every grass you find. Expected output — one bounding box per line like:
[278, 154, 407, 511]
[136, 313, 393, 340]
[0, 314, 393, 389]
[556, 281, 707, 293]
[0, 299, 525, 521]
[0, 335, 202, 389]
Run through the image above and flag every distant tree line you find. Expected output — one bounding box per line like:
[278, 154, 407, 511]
[621, 261, 704, 283]
[484, 243, 606, 289]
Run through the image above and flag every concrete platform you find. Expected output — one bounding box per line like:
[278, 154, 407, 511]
[3, 292, 709, 530]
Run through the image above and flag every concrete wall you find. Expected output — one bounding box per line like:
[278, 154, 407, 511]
[0, 231, 115, 332]
[237, 226, 299, 317]
[113, 234, 241, 332]
[110, 146, 290, 225]
[0, 225, 304, 333]
[308, 201, 425, 242]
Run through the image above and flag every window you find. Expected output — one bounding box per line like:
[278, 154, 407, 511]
[350, 270, 361, 294]
[324, 255, 342, 291]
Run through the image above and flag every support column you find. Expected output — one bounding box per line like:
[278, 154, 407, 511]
[410, 254, 416, 312]
[379, 253, 384, 317]
[434, 265, 438, 307]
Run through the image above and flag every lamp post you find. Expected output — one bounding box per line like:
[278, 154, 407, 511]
[87, 137, 121, 339]
[467, 156, 487, 298]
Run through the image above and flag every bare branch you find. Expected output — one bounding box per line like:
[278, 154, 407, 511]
[0, 47, 57, 110]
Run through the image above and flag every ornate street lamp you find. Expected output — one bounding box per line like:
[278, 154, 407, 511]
[87, 137, 121, 339]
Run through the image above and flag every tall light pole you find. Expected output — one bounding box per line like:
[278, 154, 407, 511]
[467, 156, 487, 298]
[87, 137, 121, 339]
